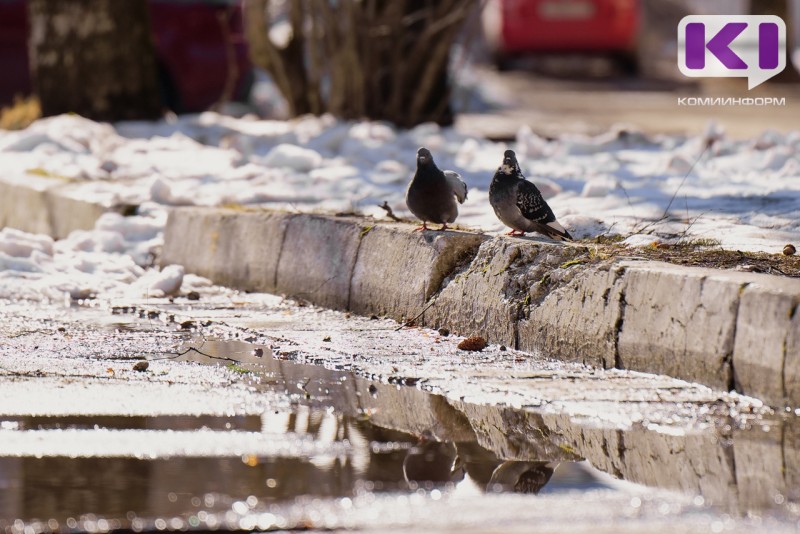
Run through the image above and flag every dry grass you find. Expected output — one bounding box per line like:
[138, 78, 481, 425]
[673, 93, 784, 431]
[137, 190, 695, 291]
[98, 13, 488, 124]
[0, 96, 41, 130]
[586, 236, 800, 277]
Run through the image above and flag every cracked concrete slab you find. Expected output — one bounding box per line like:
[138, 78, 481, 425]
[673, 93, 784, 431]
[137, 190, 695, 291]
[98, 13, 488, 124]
[350, 224, 487, 322]
[616, 262, 744, 390]
[518, 263, 626, 368]
[421, 238, 531, 344]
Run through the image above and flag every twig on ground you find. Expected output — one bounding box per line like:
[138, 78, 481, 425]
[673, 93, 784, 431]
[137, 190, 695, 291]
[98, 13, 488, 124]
[378, 201, 401, 222]
[395, 297, 437, 331]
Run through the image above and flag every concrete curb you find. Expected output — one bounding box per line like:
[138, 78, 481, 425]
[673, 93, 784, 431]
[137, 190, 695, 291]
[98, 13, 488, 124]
[161, 207, 800, 408]
[0, 173, 133, 239]
[2, 169, 792, 406]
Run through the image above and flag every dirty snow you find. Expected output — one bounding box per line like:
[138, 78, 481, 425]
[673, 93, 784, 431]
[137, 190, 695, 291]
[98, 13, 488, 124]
[0, 111, 798, 302]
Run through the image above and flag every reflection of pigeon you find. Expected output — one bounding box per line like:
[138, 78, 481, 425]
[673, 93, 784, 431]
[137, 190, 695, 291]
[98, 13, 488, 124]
[402, 431, 462, 486]
[487, 461, 555, 494]
[406, 147, 467, 231]
[489, 149, 572, 241]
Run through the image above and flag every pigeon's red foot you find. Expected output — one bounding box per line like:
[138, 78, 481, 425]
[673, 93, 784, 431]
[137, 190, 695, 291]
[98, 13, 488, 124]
[413, 223, 429, 232]
[506, 229, 525, 236]
[437, 223, 449, 232]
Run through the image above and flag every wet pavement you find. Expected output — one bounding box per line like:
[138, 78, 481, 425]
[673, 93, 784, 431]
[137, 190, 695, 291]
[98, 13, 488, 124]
[1, 294, 800, 532]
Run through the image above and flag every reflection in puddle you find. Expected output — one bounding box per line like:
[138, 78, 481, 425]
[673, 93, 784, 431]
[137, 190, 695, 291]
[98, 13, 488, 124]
[0, 338, 619, 530]
[0, 407, 610, 530]
[3, 335, 799, 530]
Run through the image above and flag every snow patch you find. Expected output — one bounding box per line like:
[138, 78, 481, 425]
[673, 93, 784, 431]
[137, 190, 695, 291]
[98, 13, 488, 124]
[0, 111, 798, 302]
[261, 143, 323, 172]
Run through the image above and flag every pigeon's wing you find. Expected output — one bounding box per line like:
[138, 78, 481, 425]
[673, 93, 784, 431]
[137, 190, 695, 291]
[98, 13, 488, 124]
[516, 179, 555, 223]
[443, 170, 468, 204]
[516, 180, 572, 240]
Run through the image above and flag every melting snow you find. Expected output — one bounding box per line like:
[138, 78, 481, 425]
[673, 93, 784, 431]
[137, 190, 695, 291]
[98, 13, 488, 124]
[0, 112, 798, 302]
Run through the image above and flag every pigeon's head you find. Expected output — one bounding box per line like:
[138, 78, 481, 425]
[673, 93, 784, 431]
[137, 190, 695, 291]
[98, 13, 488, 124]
[500, 149, 520, 175]
[417, 147, 433, 167]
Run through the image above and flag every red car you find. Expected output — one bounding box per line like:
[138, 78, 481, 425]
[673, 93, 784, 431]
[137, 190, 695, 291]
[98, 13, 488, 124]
[482, 0, 641, 71]
[0, 0, 252, 113]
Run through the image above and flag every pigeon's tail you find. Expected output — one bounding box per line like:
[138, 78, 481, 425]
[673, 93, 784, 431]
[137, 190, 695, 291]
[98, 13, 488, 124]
[541, 220, 573, 241]
[444, 170, 468, 204]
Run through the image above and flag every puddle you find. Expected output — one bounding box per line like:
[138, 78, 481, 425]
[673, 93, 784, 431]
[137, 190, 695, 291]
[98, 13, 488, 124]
[0, 411, 614, 528]
[0, 339, 624, 532]
[0, 433, 612, 530]
[3, 334, 800, 531]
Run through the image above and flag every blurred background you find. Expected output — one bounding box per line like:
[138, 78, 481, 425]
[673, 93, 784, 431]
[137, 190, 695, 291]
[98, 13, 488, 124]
[0, 0, 798, 138]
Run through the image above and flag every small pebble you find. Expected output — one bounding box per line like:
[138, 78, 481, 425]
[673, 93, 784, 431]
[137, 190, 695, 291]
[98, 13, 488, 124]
[186, 291, 201, 301]
[500, 345, 507, 351]
[784, 244, 796, 256]
[458, 336, 487, 351]
[252, 348, 264, 358]
[370, 315, 379, 320]
[323, 336, 332, 342]
[438, 327, 450, 337]
[133, 361, 149, 372]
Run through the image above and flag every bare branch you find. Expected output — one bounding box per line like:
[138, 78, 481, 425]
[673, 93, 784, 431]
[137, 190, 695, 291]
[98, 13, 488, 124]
[378, 201, 401, 222]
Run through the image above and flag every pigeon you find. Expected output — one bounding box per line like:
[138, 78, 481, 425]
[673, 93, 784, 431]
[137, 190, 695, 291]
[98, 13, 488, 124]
[406, 147, 467, 231]
[489, 149, 572, 241]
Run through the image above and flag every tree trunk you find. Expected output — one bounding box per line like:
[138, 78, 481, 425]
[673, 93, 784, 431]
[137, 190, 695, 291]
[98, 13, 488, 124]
[245, 0, 476, 127]
[28, 0, 162, 121]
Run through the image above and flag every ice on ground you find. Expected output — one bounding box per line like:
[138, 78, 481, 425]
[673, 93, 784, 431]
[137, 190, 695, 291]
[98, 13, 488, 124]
[0, 111, 798, 302]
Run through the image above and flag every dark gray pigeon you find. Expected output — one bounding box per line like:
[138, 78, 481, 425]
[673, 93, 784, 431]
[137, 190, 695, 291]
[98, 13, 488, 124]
[405, 147, 467, 231]
[489, 149, 572, 241]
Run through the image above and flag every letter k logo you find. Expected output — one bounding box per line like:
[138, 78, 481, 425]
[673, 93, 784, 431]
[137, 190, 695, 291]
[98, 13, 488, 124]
[685, 22, 747, 69]
[678, 15, 786, 89]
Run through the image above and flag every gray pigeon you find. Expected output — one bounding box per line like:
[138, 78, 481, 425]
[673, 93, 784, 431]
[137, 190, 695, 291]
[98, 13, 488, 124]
[489, 149, 572, 241]
[406, 147, 467, 231]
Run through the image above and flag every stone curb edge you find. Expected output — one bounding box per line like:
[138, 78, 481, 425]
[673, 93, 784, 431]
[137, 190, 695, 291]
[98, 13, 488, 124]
[0, 173, 135, 239]
[161, 207, 800, 409]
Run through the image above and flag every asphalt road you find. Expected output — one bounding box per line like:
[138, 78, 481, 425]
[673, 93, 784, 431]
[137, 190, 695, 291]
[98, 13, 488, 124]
[456, 64, 800, 140]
